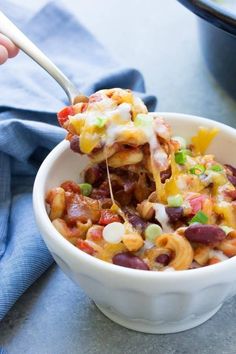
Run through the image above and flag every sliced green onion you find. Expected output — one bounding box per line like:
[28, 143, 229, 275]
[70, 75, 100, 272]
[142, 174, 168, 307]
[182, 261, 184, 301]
[94, 116, 107, 128]
[220, 225, 234, 235]
[189, 211, 208, 225]
[145, 224, 162, 242]
[210, 165, 223, 172]
[172, 136, 187, 149]
[167, 194, 183, 207]
[183, 149, 192, 156]
[189, 164, 205, 175]
[175, 150, 187, 165]
[134, 114, 153, 127]
[79, 183, 92, 196]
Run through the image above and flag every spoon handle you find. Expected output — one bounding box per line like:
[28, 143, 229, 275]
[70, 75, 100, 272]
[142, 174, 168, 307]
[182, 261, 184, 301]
[0, 11, 78, 104]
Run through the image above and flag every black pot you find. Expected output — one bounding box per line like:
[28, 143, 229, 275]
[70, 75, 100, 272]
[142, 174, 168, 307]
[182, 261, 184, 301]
[177, 0, 236, 99]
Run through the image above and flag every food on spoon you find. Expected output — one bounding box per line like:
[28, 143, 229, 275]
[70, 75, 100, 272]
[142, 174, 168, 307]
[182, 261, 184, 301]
[46, 88, 236, 271]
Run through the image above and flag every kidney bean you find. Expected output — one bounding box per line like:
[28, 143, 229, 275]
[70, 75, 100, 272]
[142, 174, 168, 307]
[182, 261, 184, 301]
[114, 190, 132, 206]
[112, 252, 149, 270]
[124, 209, 148, 232]
[225, 164, 236, 176]
[165, 207, 183, 223]
[160, 167, 171, 183]
[84, 165, 103, 185]
[90, 188, 110, 199]
[70, 135, 83, 154]
[124, 180, 136, 193]
[99, 198, 113, 209]
[227, 174, 236, 187]
[90, 180, 111, 199]
[224, 189, 236, 200]
[111, 180, 123, 193]
[155, 254, 170, 266]
[185, 224, 226, 244]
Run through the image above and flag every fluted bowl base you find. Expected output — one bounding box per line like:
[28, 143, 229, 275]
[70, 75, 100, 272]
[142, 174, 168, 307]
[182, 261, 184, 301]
[95, 303, 222, 334]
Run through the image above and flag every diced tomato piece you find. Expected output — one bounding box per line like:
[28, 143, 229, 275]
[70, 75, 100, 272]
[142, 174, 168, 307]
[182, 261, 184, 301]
[189, 195, 206, 214]
[89, 227, 103, 241]
[98, 210, 121, 225]
[57, 106, 75, 126]
[76, 239, 94, 255]
[60, 180, 81, 194]
[225, 189, 236, 200]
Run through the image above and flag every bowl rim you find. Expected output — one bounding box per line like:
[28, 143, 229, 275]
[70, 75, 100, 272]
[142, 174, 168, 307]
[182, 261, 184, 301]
[33, 112, 236, 280]
[177, 0, 236, 36]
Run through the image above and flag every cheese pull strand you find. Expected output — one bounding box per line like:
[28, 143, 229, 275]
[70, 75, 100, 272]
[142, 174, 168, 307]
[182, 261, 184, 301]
[105, 152, 115, 205]
[105, 150, 127, 221]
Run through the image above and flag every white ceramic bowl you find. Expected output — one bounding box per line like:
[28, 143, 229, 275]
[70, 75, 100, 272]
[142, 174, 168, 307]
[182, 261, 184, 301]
[33, 113, 236, 334]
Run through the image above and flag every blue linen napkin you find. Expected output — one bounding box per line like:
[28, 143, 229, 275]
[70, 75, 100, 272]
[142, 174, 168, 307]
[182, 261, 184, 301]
[0, 0, 157, 320]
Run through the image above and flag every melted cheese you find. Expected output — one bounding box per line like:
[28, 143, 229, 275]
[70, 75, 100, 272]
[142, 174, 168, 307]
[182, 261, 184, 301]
[153, 203, 174, 233]
[105, 152, 115, 205]
[163, 153, 180, 198]
[214, 201, 236, 228]
[191, 127, 219, 154]
[105, 151, 127, 222]
[149, 125, 166, 202]
[150, 154, 165, 202]
[80, 130, 101, 154]
[69, 90, 222, 212]
[70, 89, 148, 154]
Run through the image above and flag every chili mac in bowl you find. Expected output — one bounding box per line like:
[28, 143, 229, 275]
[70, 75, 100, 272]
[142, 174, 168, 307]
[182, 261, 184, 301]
[33, 106, 236, 333]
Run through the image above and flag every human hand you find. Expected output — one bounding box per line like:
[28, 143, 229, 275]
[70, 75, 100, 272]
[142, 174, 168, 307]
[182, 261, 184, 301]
[0, 33, 19, 64]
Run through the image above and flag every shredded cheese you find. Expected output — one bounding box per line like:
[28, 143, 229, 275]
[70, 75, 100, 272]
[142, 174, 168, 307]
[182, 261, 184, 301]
[191, 127, 219, 155]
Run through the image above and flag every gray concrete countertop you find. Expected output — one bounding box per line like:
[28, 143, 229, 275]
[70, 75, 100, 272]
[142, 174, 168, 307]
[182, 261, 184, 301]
[1, 0, 236, 353]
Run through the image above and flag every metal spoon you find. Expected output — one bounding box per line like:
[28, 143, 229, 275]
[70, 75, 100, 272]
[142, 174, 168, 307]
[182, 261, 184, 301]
[0, 11, 88, 105]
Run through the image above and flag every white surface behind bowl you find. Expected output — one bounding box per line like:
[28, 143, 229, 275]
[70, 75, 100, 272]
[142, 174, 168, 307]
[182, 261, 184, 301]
[33, 113, 236, 333]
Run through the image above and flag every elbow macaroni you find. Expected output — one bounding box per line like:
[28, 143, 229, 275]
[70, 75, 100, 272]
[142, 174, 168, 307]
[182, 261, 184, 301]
[155, 234, 193, 270]
[47, 187, 65, 221]
[108, 148, 143, 168]
[218, 231, 236, 257]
